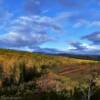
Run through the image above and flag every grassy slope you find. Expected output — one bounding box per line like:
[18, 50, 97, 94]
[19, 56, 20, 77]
[0, 48, 99, 80]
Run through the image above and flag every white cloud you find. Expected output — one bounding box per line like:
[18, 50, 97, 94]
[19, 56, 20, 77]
[0, 12, 70, 50]
[73, 20, 100, 28]
[68, 41, 100, 55]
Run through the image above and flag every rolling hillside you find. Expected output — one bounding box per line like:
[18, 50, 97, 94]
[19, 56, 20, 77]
[0, 48, 100, 100]
[0, 48, 99, 80]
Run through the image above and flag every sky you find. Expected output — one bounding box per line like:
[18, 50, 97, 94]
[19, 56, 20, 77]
[0, 0, 100, 55]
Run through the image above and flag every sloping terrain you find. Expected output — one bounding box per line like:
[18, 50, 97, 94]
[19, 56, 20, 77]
[0, 48, 100, 100]
[0, 48, 99, 80]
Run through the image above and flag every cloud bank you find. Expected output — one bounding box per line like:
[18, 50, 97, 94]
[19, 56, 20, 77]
[69, 31, 100, 55]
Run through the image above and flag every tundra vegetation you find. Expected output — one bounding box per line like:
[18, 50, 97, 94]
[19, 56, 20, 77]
[0, 49, 100, 100]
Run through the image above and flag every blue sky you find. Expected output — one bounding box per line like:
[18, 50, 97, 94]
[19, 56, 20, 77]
[0, 0, 100, 54]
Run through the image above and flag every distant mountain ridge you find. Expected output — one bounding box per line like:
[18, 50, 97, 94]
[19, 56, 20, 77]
[0, 48, 100, 61]
[55, 53, 100, 61]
